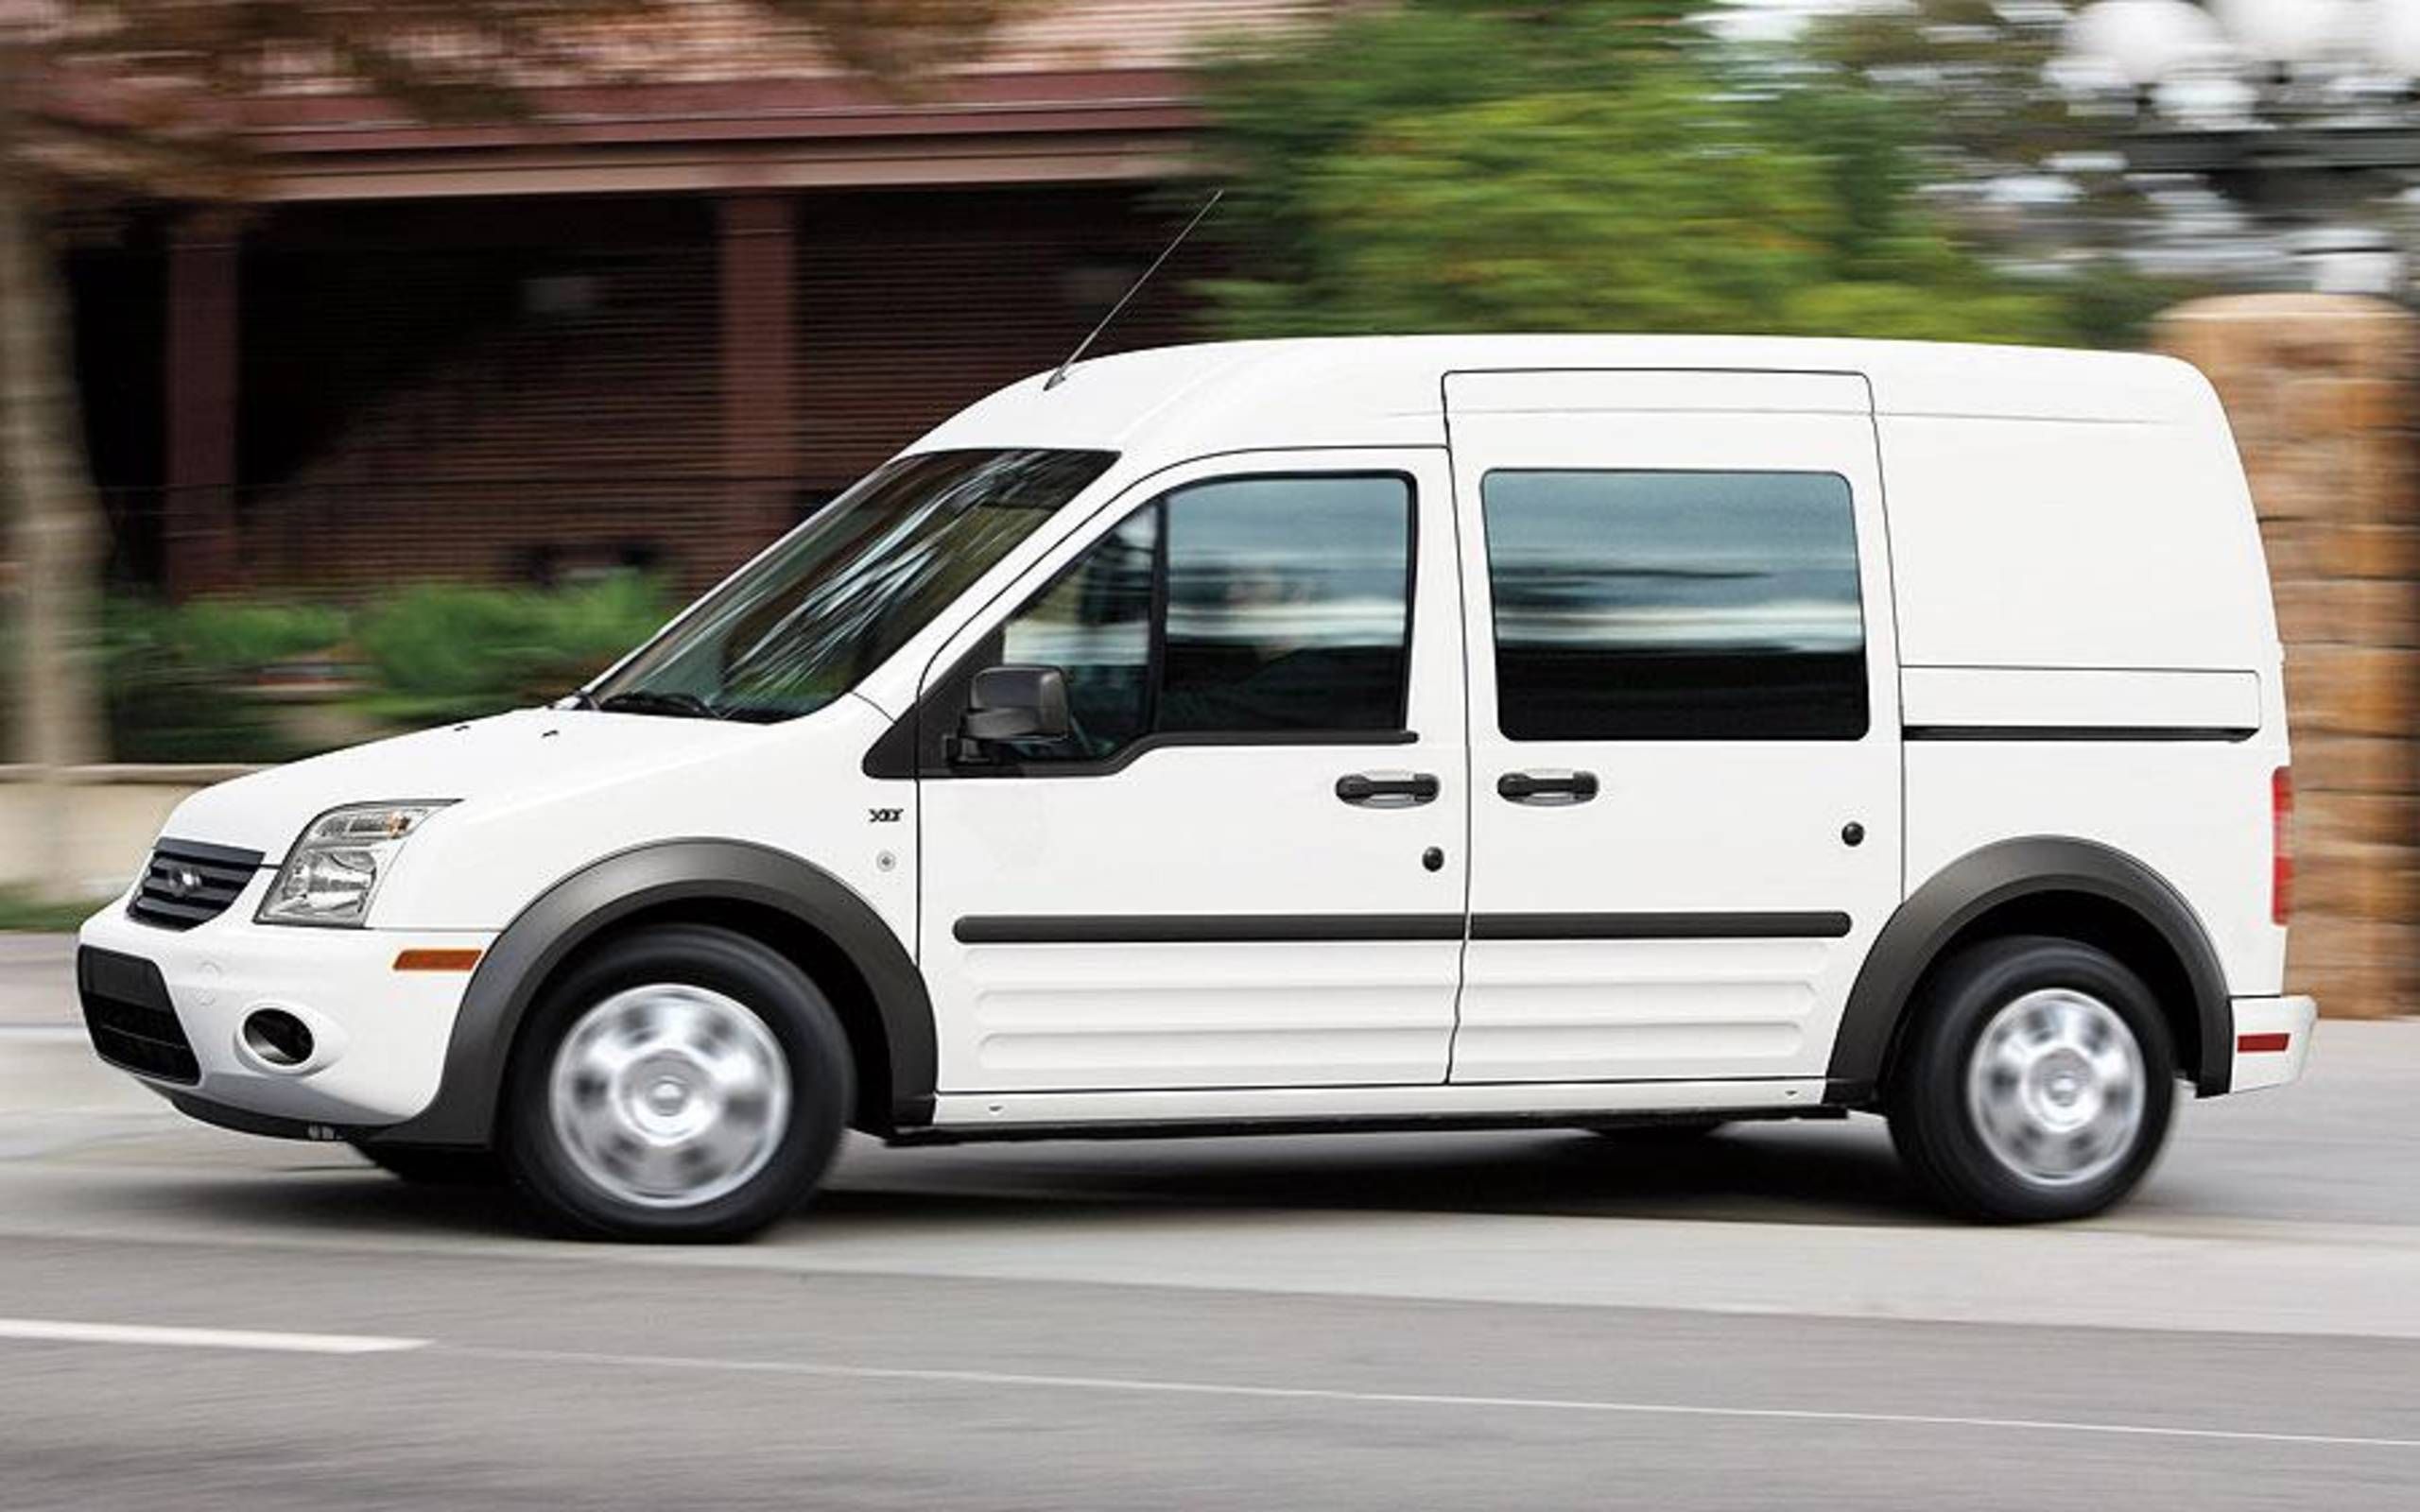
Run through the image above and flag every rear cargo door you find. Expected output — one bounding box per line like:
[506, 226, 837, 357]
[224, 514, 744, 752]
[1444, 369, 1903, 1086]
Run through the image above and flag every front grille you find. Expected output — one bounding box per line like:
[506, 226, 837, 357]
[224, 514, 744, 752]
[78, 947, 199, 1084]
[128, 838, 265, 931]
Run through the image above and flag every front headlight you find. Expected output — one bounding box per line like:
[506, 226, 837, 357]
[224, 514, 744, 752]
[257, 802, 453, 928]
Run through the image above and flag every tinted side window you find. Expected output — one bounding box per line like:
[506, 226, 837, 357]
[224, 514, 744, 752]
[1000, 507, 1157, 761]
[1157, 476, 1411, 737]
[1483, 471, 1867, 741]
[985, 473, 1414, 765]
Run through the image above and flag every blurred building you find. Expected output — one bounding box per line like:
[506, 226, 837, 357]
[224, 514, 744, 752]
[66, 1, 1319, 599]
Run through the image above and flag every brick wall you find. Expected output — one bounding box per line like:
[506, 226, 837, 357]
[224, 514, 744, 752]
[2157, 294, 2420, 1019]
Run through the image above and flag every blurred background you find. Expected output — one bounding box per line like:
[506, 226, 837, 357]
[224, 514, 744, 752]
[4, 0, 2418, 1011]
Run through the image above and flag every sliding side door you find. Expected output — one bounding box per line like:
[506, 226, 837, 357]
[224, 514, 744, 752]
[1447, 370, 1903, 1089]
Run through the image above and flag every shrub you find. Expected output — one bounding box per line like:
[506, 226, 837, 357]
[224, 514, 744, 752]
[3, 578, 673, 763]
[165, 599, 349, 672]
[103, 596, 348, 764]
[354, 574, 671, 726]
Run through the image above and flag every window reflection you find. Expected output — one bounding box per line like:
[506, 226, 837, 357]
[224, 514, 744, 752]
[991, 474, 1414, 762]
[1002, 507, 1157, 759]
[1159, 477, 1410, 735]
[1484, 471, 1867, 741]
[594, 449, 1115, 722]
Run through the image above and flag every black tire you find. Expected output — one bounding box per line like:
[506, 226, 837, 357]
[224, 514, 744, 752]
[1887, 935, 2175, 1223]
[350, 1142, 504, 1186]
[502, 924, 854, 1243]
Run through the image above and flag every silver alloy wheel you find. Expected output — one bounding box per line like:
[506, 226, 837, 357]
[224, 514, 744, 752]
[547, 983, 792, 1210]
[1964, 987, 2146, 1189]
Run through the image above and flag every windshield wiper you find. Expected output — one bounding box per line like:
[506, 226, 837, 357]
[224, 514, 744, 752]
[594, 690, 727, 720]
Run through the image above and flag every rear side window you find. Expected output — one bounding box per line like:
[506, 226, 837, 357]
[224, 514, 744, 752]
[988, 473, 1414, 765]
[1482, 470, 1867, 741]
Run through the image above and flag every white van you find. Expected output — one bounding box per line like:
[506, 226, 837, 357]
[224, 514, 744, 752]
[77, 335, 2315, 1240]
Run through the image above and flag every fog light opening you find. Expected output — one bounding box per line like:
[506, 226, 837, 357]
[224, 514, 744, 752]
[241, 1009, 315, 1069]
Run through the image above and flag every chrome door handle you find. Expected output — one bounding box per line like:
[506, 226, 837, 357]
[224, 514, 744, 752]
[1497, 769, 1599, 805]
[1336, 771, 1442, 808]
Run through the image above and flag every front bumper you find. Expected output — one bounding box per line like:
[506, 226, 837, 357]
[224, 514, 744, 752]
[76, 871, 494, 1129]
[2227, 994, 2318, 1094]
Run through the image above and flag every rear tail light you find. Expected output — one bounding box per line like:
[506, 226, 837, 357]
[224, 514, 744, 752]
[2272, 766, 2294, 926]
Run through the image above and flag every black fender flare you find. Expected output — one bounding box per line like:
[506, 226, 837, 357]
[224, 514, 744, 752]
[376, 839, 936, 1146]
[1826, 836, 2234, 1103]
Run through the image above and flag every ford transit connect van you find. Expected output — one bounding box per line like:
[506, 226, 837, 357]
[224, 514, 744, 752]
[77, 336, 2316, 1241]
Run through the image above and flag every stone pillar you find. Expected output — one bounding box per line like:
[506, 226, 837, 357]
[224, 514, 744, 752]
[2156, 294, 2420, 1018]
[164, 208, 241, 599]
[718, 193, 799, 564]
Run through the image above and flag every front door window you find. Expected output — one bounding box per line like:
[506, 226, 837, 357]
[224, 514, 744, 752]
[980, 473, 1416, 767]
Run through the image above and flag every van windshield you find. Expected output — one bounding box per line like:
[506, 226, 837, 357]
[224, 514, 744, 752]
[586, 449, 1116, 723]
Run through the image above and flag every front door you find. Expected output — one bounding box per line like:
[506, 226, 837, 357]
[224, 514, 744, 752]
[916, 451, 1467, 1093]
[1446, 370, 1903, 1086]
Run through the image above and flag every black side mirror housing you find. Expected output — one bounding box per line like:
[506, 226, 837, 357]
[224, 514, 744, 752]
[956, 665, 1072, 756]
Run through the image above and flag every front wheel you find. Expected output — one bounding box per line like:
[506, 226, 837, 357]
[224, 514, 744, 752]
[1887, 936, 2175, 1223]
[503, 925, 853, 1242]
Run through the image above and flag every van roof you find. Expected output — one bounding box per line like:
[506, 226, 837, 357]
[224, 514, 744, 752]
[912, 335, 2217, 457]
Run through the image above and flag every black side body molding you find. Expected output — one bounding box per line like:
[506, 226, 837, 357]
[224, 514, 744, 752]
[956, 914, 1464, 944]
[954, 912, 1853, 945]
[375, 840, 937, 1147]
[1472, 912, 1850, 941]
[1904, 725, 2256, 744]
[1825, 836, 2234, 1105]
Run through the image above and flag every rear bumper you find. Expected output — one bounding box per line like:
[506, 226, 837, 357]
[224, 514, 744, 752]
[2226, 995, 2317, 1094]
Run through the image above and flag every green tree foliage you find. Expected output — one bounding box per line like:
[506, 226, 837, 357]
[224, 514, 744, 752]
[1193, 0, 2084, 344]
[1806, 0, 2090, 176]
[1800, 0, 2190, 345]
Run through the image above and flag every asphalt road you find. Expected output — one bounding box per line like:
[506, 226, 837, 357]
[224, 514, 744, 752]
[4, 933, 2418, 1510]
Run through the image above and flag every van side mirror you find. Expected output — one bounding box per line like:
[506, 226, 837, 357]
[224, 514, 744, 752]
[955, 665, 1072, 757]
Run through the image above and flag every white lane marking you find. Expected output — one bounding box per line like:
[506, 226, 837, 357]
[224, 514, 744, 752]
[0, 1312, 2410, 1452]
[0, 1317, 428, 1355]
[462, 1346, 2420, 1452]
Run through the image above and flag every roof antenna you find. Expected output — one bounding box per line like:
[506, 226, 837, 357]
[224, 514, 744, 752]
[1045, 189, 1223, 391]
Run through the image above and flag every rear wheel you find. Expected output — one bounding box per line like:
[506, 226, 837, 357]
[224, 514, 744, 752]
[503, 925, 853, 1242]
[1887, 936, 2174, 1223]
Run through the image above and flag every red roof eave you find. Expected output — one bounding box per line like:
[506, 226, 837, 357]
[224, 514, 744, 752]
[242, 69, 1201, 156]
[231, 69, 1210, 200]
